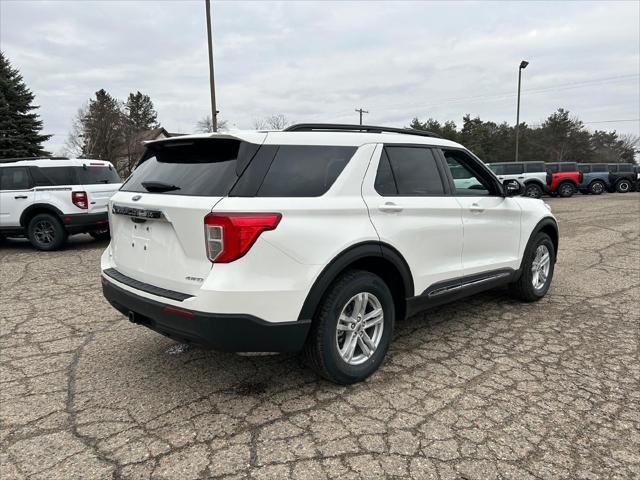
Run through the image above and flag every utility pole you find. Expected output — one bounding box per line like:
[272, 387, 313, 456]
[355, 108, 368, 125]
[515, 60, 529, 162]
[205, 0, 217, 132]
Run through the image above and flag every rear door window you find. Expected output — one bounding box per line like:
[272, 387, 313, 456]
[0, 167, 32, 190]
[503, 163, 524, 175]
[525, 162, 545, 173]
[377, 146, 445, 196]
[591, 163, 607, 172]
[122, 139, 246, 196]
[256, 145, 356, 197]
[77, 166, 121, 184]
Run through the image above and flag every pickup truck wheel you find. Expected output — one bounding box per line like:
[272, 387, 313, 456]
[524, 183, 543, 198]
[303, 270, 394, 385]
[589, 180, 606, 195]
[27, 213, 68, 251]
[616, 179, 632, 193]
[558, 182, 575, 198]
[510, 232, 555, 302]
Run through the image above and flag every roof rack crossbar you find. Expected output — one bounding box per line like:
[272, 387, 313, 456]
[283, 123, 442, 139]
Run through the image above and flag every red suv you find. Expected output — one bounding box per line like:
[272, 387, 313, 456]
[546, 162, 583, 197]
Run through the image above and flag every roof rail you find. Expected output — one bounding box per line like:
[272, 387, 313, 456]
[283, 123, 442, 138]
[0, 156, 69, 164]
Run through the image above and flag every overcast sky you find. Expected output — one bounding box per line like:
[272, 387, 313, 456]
[1, 0, 639, 154]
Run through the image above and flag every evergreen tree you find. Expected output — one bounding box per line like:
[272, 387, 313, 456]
[0, 52, 51, 158]
[81, 89, 124, 161]
[124, 91, 158, 130]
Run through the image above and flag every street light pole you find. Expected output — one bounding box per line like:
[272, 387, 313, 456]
[515, 60, 529, 162]
[205, 0, 217, 132]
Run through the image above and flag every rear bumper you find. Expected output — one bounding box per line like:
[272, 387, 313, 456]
[63, 212, 109, 233]
[101, 276, 312, 352]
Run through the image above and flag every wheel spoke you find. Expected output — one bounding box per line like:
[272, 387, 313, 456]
[357, 336, 372, 357]
[341, 331, 358, 362]
[363, 312, 383, 329]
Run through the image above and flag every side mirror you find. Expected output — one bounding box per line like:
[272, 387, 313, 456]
[503, 179, 524, 196]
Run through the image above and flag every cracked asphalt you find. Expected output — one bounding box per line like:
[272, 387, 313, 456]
[1, 193, 639, 480]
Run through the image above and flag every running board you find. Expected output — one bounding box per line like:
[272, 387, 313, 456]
[427, 271, 512, 298]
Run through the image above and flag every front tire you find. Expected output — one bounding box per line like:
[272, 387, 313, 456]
[27, 213, 67, 251]
[616, 179, 632, 193]
[524, 183, 543, 199]
[510, 232, 555, 302]
[303, 270, 395, 384]
[589, 180, 606, 195]
[558, 182, 575, 198]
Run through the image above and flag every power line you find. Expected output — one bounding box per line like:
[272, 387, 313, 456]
[582, 118, 640, 124]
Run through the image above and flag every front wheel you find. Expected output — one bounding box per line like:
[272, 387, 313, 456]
[616, 179, 632, 193]
[27, 213, 68, 251]
[510, 232, 555, 302]
[558, 182, 575, 198]
[524, 183, 543, 199]
[303, 270, 394, 384]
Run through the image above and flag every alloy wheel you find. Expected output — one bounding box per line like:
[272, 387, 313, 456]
[33, 220, 55, 246]
[531, 244, 551, 290]
[335, 292, 384, 366]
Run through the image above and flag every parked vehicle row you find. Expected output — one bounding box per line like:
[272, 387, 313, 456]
[487, 161, 639, 198]
[0, 157, 122, 250]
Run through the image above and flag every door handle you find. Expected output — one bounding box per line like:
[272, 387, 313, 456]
[517, 176, 524, 179]
[470, 202, 484, 213]
[379, 202, 403, 213]
[14, 195, 28, 199]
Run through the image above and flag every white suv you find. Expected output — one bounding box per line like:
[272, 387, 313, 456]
[0, 157, 122, 250]
[101, 124, 558, 384]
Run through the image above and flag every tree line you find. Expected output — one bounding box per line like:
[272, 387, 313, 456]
[409, 109, 638, 164]
[2, 51, 637, 170]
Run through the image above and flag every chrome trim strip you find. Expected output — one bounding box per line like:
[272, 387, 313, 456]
[111, 204, 164, 219]
[428, 272, 511, 298]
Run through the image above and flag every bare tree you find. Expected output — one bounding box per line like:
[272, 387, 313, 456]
[252, 114, 290, 130]
[196, 115, 228, 133]
[63, 106, 87, 158]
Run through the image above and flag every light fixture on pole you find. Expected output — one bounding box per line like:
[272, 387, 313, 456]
[515, 60, 529, 162]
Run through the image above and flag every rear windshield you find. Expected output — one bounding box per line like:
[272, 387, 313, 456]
[77, 166, 121, 184]
[122, 139, 247, 196]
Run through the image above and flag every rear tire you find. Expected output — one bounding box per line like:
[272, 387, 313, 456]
[510, 232, 555, 302]
[89, 228, 110, 241]
[589, 180, 606, 195]
[616, 179, 632, 193]
[303, 270, 394, 384]
[524, 183, 543, 199]
[558, 181, 575, 198]
[27, 213, 67, 251]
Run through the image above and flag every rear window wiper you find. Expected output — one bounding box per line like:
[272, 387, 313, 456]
[141, 181, 181, 192]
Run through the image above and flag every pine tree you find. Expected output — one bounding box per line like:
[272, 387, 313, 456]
[81, 89, 124, 161]
[0, 52, 51, 158]
[124, 91, 158, 130]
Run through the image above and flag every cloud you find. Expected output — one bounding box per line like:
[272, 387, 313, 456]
[1, 0, 638, 154]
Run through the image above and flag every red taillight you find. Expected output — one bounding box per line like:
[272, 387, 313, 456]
[72, 191, 88, 209]
[162, 305, 194, 318]
[204, 213, 281, 263]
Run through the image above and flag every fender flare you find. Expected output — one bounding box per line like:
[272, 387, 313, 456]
[516, 217, 559, 275]
[19, 203, 65, 227]
[297, 241, 414, 321]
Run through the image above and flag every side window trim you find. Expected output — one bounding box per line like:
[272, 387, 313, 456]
[378, 144, 451, 197]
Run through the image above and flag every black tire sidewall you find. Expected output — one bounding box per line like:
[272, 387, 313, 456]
[28, 214, 66, 251]
[521, 234, 555, 299]
[319, 272, 394, 384]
